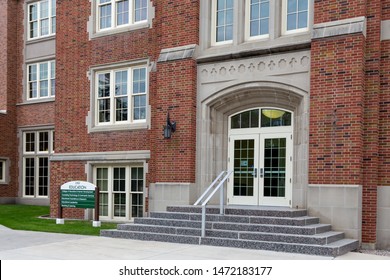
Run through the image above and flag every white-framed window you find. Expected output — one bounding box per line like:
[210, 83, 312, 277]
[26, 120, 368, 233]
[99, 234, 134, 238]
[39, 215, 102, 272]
[95, 65, 147, 126]
[212, 0, 234, 45]
[23, 130, 54, 198]
[94, 165, 144, 220]
[0, 160, 5, 184]
[27, 60, 56, 100]
[96, 0, 148, 32]
[283, 0, 309, 34]
[28, 0, 56, 40]
[246, 0, 270, 40]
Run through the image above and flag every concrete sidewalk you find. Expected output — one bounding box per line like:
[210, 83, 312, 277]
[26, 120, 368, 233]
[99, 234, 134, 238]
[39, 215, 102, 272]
[0, 225, 388, 260]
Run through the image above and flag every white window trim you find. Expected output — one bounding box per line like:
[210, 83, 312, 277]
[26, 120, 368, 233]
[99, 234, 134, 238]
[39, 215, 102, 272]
[94, 164, 145, 221]
[245, 0, 270, 42]
[211, 0, 233, 46]
[22, 130, 54, 198]
[282, 0, 310, 35]
[0, 159, 7, 184]
[27, 60, 56, 101]
[27, 0, 56, 41]
[89, 60, 149, 132]
[95, 0, 148, 33]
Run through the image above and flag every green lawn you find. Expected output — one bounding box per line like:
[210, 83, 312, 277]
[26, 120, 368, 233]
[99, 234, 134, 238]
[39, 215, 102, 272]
[0, 204, 118, 236]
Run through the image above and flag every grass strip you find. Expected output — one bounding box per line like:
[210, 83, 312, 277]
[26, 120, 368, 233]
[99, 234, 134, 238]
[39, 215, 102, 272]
[0, 205, 118, 236]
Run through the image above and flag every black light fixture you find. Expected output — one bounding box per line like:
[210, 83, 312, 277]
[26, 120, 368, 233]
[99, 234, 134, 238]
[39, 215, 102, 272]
[163, 111, 176, 139]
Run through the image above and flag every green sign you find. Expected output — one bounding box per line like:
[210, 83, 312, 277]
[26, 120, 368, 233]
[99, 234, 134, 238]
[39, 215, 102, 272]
[60, 181, 96, 209]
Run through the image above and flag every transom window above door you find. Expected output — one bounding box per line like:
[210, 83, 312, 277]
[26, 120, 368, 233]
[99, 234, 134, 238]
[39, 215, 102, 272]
[230, 108, 292, 129]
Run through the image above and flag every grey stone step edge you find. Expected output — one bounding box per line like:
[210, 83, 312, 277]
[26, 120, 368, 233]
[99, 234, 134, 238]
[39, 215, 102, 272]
[100, 230, 359, 257]
[166, 206, 308, 218]
[115, 223, 345, 245]
[133, 217, 332, 235]
[150, 211, 320, 226]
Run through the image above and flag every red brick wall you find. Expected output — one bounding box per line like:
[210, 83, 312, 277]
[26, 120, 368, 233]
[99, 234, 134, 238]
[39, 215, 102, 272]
[310, 34, 365, 185]
[0, 2, 8, 111]
[311, 0, 388, 244]
[0, 1, 19, 198]
[313, 0, 366, 24]
[383, 0, 390, 19]
[380, 0, 390, 184]
[50, 161, 86, 218]
[150, 59, 197, 183]
[361, 0, 383, 245]
[50, 0, 199, 217]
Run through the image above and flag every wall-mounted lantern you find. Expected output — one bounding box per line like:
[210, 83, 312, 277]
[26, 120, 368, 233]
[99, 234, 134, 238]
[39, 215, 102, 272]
[163, 112, 176, 139]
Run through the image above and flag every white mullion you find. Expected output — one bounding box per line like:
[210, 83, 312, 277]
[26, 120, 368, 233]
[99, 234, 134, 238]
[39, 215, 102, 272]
[50, 130, 54, 153]
[111, 0, 116, 29]
[108, 167, 113, 219]
[37, 2, 41, 37]
[33, 132, 37, 197]
[110, 70, 115, 125]
[48, 61, 51, 97]
[126, 166, 130, 220]
[115, 0, 119, 27]
[130, 0, 134, 25]
[34, 156, 39, 198]
[49, 0, 52, 34]
[36, 63, 41, 99]
[129, 67, 133, 123]
[95, 72, 100, 125]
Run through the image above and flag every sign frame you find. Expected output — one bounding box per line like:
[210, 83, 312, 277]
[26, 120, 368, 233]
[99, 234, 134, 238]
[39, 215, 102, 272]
[57, 181, 100, 227]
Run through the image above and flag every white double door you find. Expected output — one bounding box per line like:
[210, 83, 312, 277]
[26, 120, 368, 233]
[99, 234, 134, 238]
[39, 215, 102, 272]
[227, 132, 292, 207]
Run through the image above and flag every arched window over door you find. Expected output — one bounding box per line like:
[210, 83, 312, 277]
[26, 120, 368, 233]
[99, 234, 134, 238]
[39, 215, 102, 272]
[230, 108, 292, 129]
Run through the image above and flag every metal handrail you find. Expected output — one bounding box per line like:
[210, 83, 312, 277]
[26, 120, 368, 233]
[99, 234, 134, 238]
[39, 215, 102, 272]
[194, 170, 233, 238]
[194, 171, 225, 206]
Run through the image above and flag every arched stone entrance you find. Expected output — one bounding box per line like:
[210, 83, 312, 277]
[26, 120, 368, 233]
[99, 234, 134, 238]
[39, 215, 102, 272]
[196, 82, 309, 208]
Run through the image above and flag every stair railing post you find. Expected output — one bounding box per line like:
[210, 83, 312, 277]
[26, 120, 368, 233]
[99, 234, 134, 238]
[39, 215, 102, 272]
[201, 205, 206, 238]
[219, 178, 224, 215]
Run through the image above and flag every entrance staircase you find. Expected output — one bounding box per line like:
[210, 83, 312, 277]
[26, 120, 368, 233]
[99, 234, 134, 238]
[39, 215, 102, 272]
[100, 205, 359, 257]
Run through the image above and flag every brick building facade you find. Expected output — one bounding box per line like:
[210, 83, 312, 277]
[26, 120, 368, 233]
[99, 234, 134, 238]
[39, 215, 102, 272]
[0, 0, 389, 250]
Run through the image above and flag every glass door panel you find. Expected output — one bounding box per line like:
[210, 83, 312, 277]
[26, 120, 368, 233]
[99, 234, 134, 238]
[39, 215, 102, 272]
[228, 134, 259, 205]
[259, 133, 291, 206]
[113, 167, 126, 218]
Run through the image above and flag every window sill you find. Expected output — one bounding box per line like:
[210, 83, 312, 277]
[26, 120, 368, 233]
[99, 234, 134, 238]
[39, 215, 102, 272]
[88, 122, 148, 133]
[198, 33, 311, 64]
[90, 22, 150, 40]
[17, 98, 55, 106]
[26, 35, 56, 45]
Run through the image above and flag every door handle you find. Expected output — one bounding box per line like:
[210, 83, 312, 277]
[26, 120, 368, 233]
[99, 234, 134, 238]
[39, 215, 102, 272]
[259, 168, 264, 178]
[252, 168, 257, 178]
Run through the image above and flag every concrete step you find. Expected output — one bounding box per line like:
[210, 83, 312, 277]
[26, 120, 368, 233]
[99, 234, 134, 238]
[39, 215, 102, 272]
[134, 217, 331, 235]
[150, 211, 320, 226]
[166, 205, 308, 217]
[115, 223, 344, 245]
[201, 237, 359, 257]
[101, 229, 200, 245]
[100, 205, 359, 257]
[100, 228, 359, 257]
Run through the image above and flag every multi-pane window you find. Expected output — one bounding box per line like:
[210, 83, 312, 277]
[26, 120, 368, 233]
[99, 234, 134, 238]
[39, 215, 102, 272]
[209, 1, 310, 47]
[96, 66, 147, 125]
[97, 0, 148, 31]
[214, 0, 233, 44]
[27, 61, 56, 100]
[28, 0, 56, 40]
[95, 166, 144, 220]
[0, 160, 5, 183]
[23, 130, 54, 198]
[285, 0, 309, 33]
[248, 0, 270, 38]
